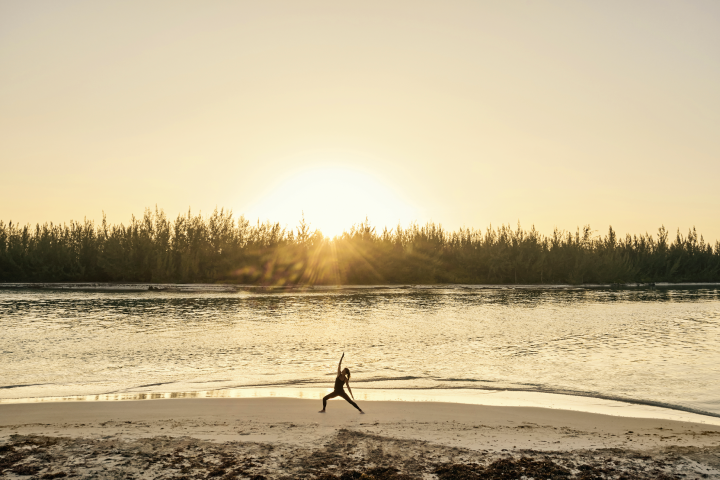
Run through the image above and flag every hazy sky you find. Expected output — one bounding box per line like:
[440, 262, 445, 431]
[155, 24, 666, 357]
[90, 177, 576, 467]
[2, 1, 719, 240]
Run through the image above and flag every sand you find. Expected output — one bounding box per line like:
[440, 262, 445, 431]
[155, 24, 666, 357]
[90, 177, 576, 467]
[1, 398, 720, 479]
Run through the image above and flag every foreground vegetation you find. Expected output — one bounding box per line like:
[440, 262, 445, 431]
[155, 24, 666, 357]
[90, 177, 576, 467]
[0, 432, 702, 479]
[1, 208, 718, 284]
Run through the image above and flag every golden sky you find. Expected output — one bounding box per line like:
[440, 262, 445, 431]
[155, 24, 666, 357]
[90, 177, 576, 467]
[1, 1, 719, 240]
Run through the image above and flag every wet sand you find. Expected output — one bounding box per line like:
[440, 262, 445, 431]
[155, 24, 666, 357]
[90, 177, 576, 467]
[2, 398, 720, 478]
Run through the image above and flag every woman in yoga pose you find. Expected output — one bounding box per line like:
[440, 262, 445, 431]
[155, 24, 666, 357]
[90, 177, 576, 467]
[319, 353, 364, 413]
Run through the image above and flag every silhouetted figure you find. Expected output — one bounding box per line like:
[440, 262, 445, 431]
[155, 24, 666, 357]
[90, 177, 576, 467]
[319, 353, 364, 413]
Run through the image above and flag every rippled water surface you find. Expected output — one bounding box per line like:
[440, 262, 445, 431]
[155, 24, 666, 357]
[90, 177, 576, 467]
[1, 287, 719, 416]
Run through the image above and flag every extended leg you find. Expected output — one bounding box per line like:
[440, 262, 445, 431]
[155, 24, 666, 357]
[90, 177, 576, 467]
[321, 391, 339, 411]
[337, 390, 363, 412]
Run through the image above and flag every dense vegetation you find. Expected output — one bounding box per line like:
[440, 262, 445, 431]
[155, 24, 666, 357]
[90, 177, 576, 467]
[1, 208, 719, 284]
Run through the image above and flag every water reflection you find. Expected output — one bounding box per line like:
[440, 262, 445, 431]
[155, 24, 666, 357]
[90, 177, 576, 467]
[1, 287, 719, 417]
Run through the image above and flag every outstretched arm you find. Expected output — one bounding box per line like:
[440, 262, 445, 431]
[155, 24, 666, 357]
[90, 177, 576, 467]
[346, 379, 354, 399]
[337, 352, 344, 376]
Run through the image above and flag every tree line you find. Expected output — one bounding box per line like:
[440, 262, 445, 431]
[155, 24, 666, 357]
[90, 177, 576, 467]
[1, 207, 718, 285]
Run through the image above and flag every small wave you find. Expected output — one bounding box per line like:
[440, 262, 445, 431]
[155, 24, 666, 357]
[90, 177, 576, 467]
[104, 381, 181, 394]
[352, 375, 424, 383]
[133, 382, 178, 389]
[185, 375, 429, 389]
[0, 383, 53, 390]
[428, 377, 498, 383]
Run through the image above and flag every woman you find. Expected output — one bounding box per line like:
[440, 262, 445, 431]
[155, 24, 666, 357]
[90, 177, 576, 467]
[319, 353, 364, 413]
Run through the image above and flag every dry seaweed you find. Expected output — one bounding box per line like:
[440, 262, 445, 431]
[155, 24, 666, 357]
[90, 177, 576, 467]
[0, 432, 713, 479]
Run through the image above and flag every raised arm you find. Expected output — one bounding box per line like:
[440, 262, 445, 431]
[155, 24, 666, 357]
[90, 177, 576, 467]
[337, 352, 344, 376]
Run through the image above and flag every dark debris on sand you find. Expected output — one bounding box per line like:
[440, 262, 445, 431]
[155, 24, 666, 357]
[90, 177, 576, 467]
[1, 430, 718, 479]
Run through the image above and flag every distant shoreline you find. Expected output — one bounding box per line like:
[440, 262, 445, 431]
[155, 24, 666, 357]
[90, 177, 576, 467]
[1, 281, 719, 293]
[3, 211, 719, 285]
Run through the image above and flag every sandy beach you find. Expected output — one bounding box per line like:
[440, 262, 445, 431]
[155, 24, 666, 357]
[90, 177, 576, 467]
[1, 398, 720, 479]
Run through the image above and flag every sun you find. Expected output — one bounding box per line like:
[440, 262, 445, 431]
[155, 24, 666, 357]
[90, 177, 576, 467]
[244, 165, 418, 238]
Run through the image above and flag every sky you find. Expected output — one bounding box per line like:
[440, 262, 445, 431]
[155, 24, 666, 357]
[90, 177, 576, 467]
[1, 1, 719, 240]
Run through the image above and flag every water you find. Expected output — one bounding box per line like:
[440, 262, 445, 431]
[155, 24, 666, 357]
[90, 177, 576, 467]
[1, 286, 719, 418]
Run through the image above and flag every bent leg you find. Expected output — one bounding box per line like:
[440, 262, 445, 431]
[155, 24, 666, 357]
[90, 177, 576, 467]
[337, 390, 362, 412]
[322, 391, 339, 410]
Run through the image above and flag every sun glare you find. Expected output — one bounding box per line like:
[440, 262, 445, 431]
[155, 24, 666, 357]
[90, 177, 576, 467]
[244, 166, 418, 238]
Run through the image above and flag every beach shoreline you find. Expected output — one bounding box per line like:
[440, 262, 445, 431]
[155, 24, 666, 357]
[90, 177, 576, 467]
[3, 388, 719, 427]
[2, 398, 719, 478]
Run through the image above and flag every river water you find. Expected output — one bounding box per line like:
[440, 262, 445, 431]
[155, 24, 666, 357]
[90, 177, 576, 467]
[1, 286, 718, 418]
